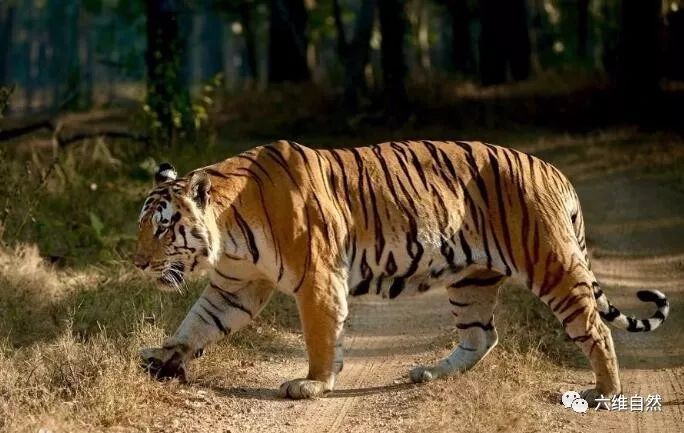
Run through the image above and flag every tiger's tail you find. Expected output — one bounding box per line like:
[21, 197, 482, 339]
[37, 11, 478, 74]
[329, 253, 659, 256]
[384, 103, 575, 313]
[569, 190, 670, 332]
[593, 286, 670, 332]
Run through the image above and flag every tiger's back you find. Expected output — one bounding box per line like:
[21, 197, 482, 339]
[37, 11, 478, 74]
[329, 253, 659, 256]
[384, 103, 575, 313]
[242, 140, 580, 300]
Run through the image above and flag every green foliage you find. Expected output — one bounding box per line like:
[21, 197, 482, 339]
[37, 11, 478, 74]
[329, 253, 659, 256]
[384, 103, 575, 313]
[191, 73, 223, 131]
[88, 211, 105, 241]
[0, 144, 143, 263]
[0, 155, 55, 245]
[143, 73, 223, 146]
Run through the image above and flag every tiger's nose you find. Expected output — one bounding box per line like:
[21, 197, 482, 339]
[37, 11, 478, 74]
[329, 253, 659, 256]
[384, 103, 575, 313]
[133, 255, 150, 270]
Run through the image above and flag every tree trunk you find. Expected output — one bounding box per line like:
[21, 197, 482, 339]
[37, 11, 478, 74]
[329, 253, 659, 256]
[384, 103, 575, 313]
[333, 0, 375, 113]
[202, 7, 224, 81]
[26, 39, 36, 113]
[665, 7, 684, 80]
[446, 0, 472, 75]
[378, 0, 409, 123]
[65, 1, 81, 109]
[268, 0, 309, 83]
[506, 0, 530, 81]
[577, 0, 590, 58]
[617, 0, 661, 98]
[80, 9, 94, 110]
[479, 0, 507, 85]
[240, 0, 258, 82]
[145, 0, 192, 141]
[0, 5, 15, 86]
[480, 0, 530, 84]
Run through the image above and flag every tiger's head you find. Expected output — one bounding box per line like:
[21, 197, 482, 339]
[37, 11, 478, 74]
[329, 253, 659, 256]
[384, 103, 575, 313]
[133, 163, 218, 291]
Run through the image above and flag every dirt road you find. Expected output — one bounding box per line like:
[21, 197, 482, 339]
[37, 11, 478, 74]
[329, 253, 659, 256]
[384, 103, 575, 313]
[163, 142, 684, 433]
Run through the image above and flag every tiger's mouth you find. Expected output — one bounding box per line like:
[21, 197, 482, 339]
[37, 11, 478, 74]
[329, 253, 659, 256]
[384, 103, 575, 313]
[158, 262, 185, 289]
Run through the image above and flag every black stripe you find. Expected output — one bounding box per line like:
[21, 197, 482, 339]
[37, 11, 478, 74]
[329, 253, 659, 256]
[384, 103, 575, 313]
[371, 144, 404, 212]
[479, 208, 493, 269]
[263, 145, 300, 186]
[487, 148, 516, 274]
[402, 222, 424, 278]
[389, 142, 422, 196]
[599, 305, 621, 321]
[454, 141, 489, 204]
[329, 149, 352, 204]
[201, 305, 229, 335]
[204, 168, 230, 179]
[510, 150, 534, 285]
[210, 283, 253, 317]
[403, 143, 429, 190]
[388, 278, 406, 299]
[214, 268, 241, 281]
[562, 307, 586, 328]
[385, 251, 398, 275]
[231, 206, 259, 263]
[365, 168, 385, 262]
[458, 231, 473, 264]
[451, 275, 504, 288]
[350, 148, 369, 228]
[449, 299, 471, 307]
[626, 317, 643, 332]
[234, 154, 275, 183]
[351, 279, 371, 296]
[456, 320, 494, 331]
[422, 141, 459, 197]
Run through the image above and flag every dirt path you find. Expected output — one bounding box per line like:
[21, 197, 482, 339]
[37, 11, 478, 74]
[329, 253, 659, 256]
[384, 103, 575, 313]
[165, 155, 684, 433]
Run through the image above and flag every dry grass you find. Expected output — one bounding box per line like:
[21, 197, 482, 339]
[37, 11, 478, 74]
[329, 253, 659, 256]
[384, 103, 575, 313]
[408, 351, 567, 433]
[0, 244, 299, 432]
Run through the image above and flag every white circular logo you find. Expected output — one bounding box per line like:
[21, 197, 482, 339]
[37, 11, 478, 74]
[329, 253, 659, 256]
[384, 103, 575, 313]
[571, 398, 589, 413]
[562, 390, 581, 408]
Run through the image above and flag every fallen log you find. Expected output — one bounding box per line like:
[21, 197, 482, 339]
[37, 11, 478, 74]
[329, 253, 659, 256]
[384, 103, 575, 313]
[0, 111, 149, 146]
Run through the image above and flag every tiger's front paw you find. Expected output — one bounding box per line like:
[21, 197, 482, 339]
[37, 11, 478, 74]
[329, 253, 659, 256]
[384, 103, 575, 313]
[409, 365, 441, 383]
[278, 378, 331, 399]
[139, 347, 188, 382]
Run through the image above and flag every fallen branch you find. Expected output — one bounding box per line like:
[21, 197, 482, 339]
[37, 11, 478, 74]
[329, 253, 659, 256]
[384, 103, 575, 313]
[0, 112, 149, 147]
[0, 116, 55, 141]
[0, 86, 148, 147]
[56, 129, 149, 147]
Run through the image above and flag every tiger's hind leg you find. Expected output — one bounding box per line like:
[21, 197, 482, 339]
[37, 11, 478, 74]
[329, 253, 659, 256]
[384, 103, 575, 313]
[410, 269, 506, 383]
[538, 267, 621, 405]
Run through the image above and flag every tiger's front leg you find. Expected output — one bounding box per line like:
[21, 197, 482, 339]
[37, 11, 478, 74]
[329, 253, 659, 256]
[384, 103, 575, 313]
[140, 281, 273, 381]
[279, 276, 348, 399]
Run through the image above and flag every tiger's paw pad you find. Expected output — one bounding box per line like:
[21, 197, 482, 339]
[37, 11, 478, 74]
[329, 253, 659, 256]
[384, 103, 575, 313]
[278, 379, 329, 399]
[409, 366, 440, 383]
[139, 347, 187, 382]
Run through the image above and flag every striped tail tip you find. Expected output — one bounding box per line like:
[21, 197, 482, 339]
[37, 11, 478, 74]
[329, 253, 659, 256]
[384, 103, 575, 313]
[598, 289, 670, 332]
[625, 290, 669, 332]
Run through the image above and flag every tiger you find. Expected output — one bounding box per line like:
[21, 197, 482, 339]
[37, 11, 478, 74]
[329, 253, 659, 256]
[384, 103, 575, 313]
[134, 139, 669, 402]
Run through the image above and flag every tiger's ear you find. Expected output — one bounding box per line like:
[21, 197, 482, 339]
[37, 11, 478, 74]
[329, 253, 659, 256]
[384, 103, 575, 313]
[187, 170, 211, 209]
[155, 162, 177, 185]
